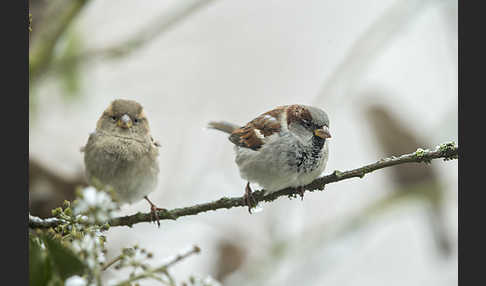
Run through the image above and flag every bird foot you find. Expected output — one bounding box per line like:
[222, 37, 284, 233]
[144, 196, 166, 227]
[297, 186, 305, 200]
[244, 182, 257, 214]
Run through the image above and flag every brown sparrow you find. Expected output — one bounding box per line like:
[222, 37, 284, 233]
[209, 104, 331, 212]
[81, 99, 164, 226]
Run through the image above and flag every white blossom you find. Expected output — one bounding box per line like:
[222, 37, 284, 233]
[72, 186, 118, 223]
[65, 275, 87, 286]
[132, 248, 146, 262]
[202, 275, 222, 286]
[189, 274, 222, 286]
[71, 234, 105, 270]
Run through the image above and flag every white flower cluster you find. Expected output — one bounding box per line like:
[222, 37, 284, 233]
[115, 245, 151, 271]
[64, 275, 99, 286]
[187, 274, 222, 286]
[65, 275, 89, 286]
[71, 232, 106, 269]
[72, 187, 119, 224]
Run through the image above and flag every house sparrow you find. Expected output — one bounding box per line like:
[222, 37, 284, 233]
[208, 104, 331, 212]
[81, 99, 164, 226]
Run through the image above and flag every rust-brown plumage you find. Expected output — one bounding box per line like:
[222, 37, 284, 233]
[286, 104, 312, 126]
[229, 107, 283, 150]
[208, 104, 331, 213]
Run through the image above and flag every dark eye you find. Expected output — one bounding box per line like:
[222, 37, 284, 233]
[110, 116, 117, 122]
[134, 118, 140, 124]
[302, 120, 312, 128]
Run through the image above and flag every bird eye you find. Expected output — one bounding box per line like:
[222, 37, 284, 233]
[302, 120, 311, 128]
[110, 116, 117, 121]
[134, 118, 140, 124]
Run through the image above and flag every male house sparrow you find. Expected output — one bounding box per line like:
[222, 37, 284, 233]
[81, 99, 163, 225]
[209, 104, 331, 212]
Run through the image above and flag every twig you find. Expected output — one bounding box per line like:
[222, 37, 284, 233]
[29, 214, 63, 229]
[29, 0, 90, 82]
[235, 190, 414, 285]
[101, 254, 123, 271]
[113, 245, 201, 286]
[28, 143, 458, 229]
[312, 0, 431, 107]
[47, 0, 218, 76]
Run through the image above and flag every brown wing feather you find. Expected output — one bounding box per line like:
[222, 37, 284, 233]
[229, 108, 283, 150]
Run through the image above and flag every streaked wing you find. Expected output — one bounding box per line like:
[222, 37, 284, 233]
[229, 108, 283, 150]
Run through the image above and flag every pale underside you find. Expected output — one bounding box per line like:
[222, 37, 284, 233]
[83, 132, 159, 204]
[234, 132, 329, 194]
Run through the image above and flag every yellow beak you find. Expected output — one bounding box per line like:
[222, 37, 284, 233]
[117, 114, 132, 129]
[314, 126, 331, 139]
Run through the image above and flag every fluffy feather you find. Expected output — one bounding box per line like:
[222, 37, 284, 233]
[82, 99, 160, 203]
[210, 104, 331, 195]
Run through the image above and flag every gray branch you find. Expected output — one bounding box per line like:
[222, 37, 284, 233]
[28, 142, 458, 229]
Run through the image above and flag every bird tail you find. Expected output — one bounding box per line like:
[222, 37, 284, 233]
[207, 121, 240, 134]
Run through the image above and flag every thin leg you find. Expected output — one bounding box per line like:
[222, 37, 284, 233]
[144, 196, 166, 227]
[244, 182, 257, 214]
[297, 186, 305, 201]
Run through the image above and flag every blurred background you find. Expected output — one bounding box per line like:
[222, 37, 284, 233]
[29, 0, 457, 285]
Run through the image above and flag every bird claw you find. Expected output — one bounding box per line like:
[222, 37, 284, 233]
[144, 196, 165, 228]
[150, 206, 163, 227]
[244, 182, 257, 214]
[297, 186, 305, 200]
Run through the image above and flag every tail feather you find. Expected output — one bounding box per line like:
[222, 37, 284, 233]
[207, 121, 240, 134]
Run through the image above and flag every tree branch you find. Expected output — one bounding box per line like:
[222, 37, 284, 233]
[28, 143, 458, 229]
[29, 214, 64, 229]
[46, 0, 218, 77]
[29, 0, 90, 82]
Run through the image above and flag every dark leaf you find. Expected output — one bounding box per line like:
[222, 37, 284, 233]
[29, 235, 52, 286]
[43, 235, 86, 280]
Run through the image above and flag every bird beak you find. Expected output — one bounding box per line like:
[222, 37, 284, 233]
[314, 126, 331, 139]
[117, 114, 132, 129]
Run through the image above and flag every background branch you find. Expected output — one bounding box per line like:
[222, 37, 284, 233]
[46, 0, 218, 76]
[29, 0, 90, 82]
[28, 143, 458, 229]
[311, 0, 431, 107]
[113, 245, 201, 286]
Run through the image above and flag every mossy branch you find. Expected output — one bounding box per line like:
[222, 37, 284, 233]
[29, 142, 458, 229]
